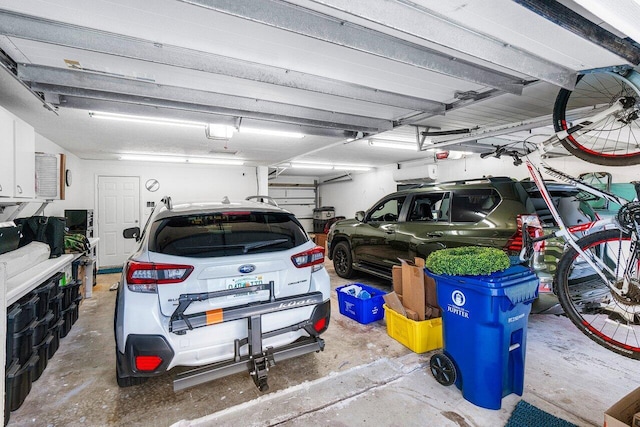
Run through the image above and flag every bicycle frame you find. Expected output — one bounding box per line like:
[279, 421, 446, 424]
[524, 158, 635, 297]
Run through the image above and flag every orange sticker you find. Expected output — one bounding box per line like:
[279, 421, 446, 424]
[205, 309, 223, 325]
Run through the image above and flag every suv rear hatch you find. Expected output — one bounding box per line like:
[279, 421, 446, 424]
[142, 210, 318, 317]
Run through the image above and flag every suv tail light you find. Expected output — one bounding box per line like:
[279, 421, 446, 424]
[291, 246, 325, 270]
[125, 261, 194, 293]
[505, 214, 544, 253]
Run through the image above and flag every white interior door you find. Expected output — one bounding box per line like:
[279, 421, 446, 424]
[97, 176, 140, 269]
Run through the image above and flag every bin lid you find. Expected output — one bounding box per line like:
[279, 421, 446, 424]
[426, 265, 539, 304]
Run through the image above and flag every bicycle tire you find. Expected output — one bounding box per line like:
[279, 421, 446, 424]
[555, 229, 640, 359]
[553, 71, 640, 166]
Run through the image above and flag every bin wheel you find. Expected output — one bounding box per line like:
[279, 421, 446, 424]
[430, 353, 456, 386]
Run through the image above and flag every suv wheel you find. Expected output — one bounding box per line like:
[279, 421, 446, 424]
[333, 241, 354, 278]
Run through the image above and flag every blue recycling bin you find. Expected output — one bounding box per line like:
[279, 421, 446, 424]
[426, 265, 539, 410]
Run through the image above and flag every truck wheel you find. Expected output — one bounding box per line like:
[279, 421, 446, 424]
[333, 241, 354, 278]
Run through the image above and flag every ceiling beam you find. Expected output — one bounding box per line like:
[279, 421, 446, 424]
[180, 0, 527, 94]
[0, 10, 444, 113]
[514, 0, 640, 65]
[307, 0, 577, 90]
[20, 65, 393, 132]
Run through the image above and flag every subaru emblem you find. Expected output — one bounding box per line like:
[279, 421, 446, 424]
[239, 264, 256, 274]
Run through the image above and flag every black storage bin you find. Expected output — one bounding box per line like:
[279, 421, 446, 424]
[32, 311, 54, 347]
[6, 354, 39, 412]
[31, 280, 56, 320]
[72, 295, 82, 324]
[7, 295, 38, 332]
[32, 334, 53, 382]
[47, 319, 64, 359]
[61, 280, 81, 311]
[7, 320, 35, 366]
[0, 221, 21, 255]
[49, 290, 63, 324]
[60, 303, 77, 338]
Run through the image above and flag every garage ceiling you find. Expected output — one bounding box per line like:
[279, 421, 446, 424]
[1, 0, 639, 178]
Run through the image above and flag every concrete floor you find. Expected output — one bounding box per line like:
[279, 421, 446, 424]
[7, 260, 639, 426]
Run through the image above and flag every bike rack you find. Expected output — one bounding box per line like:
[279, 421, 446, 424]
[169, 282, 326, 391]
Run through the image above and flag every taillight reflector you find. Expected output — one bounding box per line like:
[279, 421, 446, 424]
[291, 246, 325, 268]
[313, 317, 327, 333]
[135, 355, 162, 371]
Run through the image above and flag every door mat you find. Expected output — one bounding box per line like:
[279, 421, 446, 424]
[97, 267, 122, 274]
[504, 400, 578, 427]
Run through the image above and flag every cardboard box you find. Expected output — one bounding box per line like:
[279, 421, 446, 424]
[314, 233, 327, 252]
[392, 257, 440, 321]
[604, 387, 640, 427]
[383, 291, 406, 317]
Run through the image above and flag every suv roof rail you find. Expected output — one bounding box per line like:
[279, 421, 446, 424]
[161, 196, 173, 210]
[417, 176, 514, 187]
[245, 195, 279, 207]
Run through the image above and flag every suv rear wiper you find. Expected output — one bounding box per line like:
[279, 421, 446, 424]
[242, 239, 289, 253]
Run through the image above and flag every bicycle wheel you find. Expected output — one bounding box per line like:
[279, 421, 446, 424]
[553, 71, 640, 166]
[555, 229, 640, 359]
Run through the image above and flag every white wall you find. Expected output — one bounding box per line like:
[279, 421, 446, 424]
[319, 166, 396, 218]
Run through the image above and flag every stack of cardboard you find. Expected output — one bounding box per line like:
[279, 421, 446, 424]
[384, 257, 441, 321]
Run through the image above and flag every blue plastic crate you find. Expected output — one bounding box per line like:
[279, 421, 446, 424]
[336, 283, 387, 324]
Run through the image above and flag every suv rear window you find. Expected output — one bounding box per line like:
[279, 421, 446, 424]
[149, 211, 308, 257]
[451, 189, 501, 223]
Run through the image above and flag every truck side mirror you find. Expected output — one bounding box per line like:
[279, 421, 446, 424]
[355, 211, 365, 222]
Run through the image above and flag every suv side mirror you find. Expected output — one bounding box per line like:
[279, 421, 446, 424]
[355, 211, 365, 222]
[123, 227, 141, 241]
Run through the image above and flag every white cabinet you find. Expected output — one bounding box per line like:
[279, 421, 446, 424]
[0, 106, 35, 198]
[0, 108, 14, 197]
[13, 118, 35, 198]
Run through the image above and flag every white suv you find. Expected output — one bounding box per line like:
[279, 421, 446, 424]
[114, 196, 330, 392]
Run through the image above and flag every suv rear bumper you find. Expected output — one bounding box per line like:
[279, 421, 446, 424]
[118, 297, 331, 390]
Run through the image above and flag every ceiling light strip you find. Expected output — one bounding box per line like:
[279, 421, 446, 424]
[119, 154, 244, 165]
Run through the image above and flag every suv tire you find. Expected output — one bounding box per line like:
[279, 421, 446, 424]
[333, 241, 354, 278]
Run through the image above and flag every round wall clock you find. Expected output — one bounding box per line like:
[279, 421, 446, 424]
[145, 179, 160, 192]
[65, 169, 72, 186]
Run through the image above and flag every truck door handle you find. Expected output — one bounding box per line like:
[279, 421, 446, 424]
[426, 232, 443, 238]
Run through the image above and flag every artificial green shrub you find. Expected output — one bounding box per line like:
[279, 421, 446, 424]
[425, 246, 510, 276]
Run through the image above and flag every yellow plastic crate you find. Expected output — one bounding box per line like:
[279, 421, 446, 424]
[383, 304, 443, 353]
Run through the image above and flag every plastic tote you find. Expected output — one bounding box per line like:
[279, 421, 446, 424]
[426, 265, 538, 410]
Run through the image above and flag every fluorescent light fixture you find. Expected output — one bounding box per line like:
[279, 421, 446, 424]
[290, 162, 371, 171]
[119, 154, 244, 165]
[240, 127, 305, 139]
[368, 139, 416, 151]
[90, 112, 301, 139]
[333, 165, 371, 171]
[90, 112, 205, 128]
[291, 163, 333, 170]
